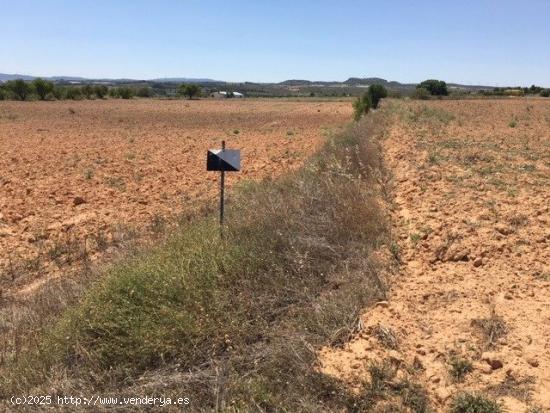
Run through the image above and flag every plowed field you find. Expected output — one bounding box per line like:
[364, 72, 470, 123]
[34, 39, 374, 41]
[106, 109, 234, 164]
[0, 99, 351, 291]
[320, 99, 550, 411]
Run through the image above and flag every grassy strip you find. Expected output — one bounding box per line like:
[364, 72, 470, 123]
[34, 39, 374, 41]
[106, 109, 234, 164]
[2, 111, 392, 411]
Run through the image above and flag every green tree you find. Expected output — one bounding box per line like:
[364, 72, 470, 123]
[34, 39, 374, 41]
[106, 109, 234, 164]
[117, 87, 134, 99]
[7, 79, 32, 101]
[32, 78, 54, 100]
[136, 86, 153, 97]
[108, 87, 119, 98]
[352, 93, 371, 121]
[52, 86, 66, 100]
[540, 89, 550, 97]
[178, 83, 201, 100]
[417, 79, 448, 96]
[367, 84, 388, 109]
[66, 87, 83, 100]
[82, 84, 94, 99]
[529, 85, 542, 94]
[94, 85, 108, 99]
[414, 87, 431, 100]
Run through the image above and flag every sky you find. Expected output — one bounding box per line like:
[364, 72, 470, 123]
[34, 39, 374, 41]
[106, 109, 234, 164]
[1, 0, 549, 86]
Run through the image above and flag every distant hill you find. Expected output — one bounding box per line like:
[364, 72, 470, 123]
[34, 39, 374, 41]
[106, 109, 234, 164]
[150, 77, 219, 83]
[276, 77, 493, 91]
[278, 79, 313, 86]
[343, 77, 493, 91]
[0, 73, 496, 91]
[0, 73, 218, 84]
[0, 73, 36, 81]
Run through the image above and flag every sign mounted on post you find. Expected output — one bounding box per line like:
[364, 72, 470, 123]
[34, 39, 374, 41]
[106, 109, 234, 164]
[207, 148, 240, 171]
[207, 141, 240, 237]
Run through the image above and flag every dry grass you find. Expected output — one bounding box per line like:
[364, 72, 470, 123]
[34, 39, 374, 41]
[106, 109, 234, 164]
[372, 324, 399, 350]
[450, 393, 503, 413]
[448, 357, 474, 382]
[471, 307, 508, 349]
[485, 375, 535, 403]
[0, 109, 391, 411]
[352, 360, 431, 413]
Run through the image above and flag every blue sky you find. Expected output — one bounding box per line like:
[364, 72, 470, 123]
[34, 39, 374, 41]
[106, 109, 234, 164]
[1, 0, 549, 86]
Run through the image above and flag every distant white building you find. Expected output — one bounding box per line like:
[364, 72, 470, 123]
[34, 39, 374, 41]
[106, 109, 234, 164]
[211, 91, 245, 98]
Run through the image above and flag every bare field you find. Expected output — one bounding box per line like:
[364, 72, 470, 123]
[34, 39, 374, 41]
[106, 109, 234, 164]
[0, 99, 351, 291]
[321, 99, 550, 410]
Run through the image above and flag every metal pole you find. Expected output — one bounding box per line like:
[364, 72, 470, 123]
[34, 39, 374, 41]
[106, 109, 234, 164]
[220, 140, 225, 237]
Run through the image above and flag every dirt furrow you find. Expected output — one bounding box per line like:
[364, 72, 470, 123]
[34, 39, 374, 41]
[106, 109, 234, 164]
[320, 99, 550, 411]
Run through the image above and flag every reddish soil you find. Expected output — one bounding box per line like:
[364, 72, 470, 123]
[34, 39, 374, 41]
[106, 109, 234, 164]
[320, 99, 550, 411]
[0, 99, 351, 292]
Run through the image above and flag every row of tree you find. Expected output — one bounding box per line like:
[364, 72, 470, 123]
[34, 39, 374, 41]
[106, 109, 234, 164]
[2, 78, 548, 102]
[0, 78, 204, 101]
[0, 79, 156, 101]
[481, 85, 550, 97]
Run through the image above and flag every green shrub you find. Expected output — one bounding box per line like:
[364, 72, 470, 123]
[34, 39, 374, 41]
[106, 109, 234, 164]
[450, 393, 502, 413]
[94, 85, 108, 99]
[353, 85, 388, 121]
[503, 88, 524, 96]
[32, 78, 54, 100]
[368, 84, 388, 109]
[6, 79, 32, 101]
[449, 357, 473, 382]
[82, 84, 94, 99]
[65, 87, 83, 100]
[540, 89, 550, 97]
[527, 85, 542, 95]
[178, 83, 201, 99]
[108, 87, 119, 98]
[52, 86, 65, 100]
[0, 86, 5, 100]
[353, 94, 371, 121]
[417, 79, 448, 96]
[117, 87, 134, 99]
[413, 87, 431, 100]
[136, 86, 153, 97]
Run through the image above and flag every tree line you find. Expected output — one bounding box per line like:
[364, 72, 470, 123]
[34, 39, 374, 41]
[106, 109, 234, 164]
[0, 78, 204, 101]
[2, 77, 548, 102]
[481, 85, 550, 97]
[0, 78, 157, 101]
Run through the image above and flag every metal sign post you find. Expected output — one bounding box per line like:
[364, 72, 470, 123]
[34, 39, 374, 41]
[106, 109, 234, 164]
[207, 141, 240, 237]
[219, 140, 225, 231]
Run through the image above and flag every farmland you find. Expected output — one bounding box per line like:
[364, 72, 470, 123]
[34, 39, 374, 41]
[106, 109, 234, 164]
[1, 97, 550, 412]
[0, 99, 351, 292]
[321, 99, 550, 411]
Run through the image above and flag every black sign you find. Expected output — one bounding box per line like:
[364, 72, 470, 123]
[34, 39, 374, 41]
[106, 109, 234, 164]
[207, 149, 240, 172]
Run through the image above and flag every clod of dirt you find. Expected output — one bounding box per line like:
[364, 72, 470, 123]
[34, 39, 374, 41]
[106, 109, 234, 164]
[495, 223, 514, 236]
[435, 387, 452, 402]
[526, 357, 539, 368]
[481, 352, 504, 370]
[473, 257, 483, 267]
[444, 244, 470, 262]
